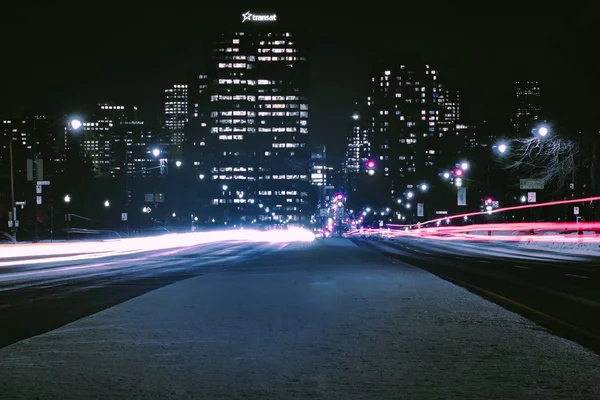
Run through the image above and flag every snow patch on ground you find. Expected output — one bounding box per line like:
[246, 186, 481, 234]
[518, 240, 600, 256]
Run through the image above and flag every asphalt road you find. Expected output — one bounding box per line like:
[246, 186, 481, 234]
[0, 240, 285, 348]
[1, 238, 599, 399]
[359, 237, 600, 353]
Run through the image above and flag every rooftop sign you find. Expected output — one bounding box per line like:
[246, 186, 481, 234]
[242, 11, 277, 23]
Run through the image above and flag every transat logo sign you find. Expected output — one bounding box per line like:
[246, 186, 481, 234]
[242, 11, 277, 23]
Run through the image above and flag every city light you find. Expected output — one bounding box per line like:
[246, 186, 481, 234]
[497, 143, 507, 153]
[152, 148, 160, 157]
[175, 160, 182, 168]
[367, 169, 375, 176]
[70, 119, 82, 130]
[460, 162, 469, 171]
[420, 183, 428, 191]
[352, 113, 359, 120]
[453, 168, 464, 177]
[104, 200, 110, 208]
[538, 126, 549, 137]
[443, 172, 450, 179]
[366, 160, 376, 169]
[64, 194, 71, 203]
[222, 185, 228, 191]
[198, 174, 205, 180]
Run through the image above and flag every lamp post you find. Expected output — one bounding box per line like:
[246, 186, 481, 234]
[8, 129, 16, 242]
[64, 194, 71, 241]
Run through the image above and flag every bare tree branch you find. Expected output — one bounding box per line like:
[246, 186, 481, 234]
[504, 137, 579, 193]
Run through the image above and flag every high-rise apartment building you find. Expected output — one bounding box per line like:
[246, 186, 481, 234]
[513, 80, 542, 136]
[366, 62, 453, 206]
[186, 11, 310, 224]
[345, 108, 370, 175]
[165, 84, 188, 154]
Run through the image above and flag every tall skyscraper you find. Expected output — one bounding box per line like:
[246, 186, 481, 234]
[513, 80, 542, 136]
[187, 11, 310, 224]
[164, 84, 188, 154]
[366, 62, 453, 207]
[345, 106, 370, 175]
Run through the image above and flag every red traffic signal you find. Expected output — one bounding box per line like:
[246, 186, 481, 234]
[334, 192, 344, 201]
[453, 168, 464, 177]
[485, 198, 493, 205]
[366, 160, 376, 169]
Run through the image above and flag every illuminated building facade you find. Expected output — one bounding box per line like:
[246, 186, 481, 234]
[513, 80, 542, 136]
[164, 84, 188, 154]
[366, 62, 456, 207]
[189, 11, 310, 224]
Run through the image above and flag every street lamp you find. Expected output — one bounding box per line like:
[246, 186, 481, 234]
[104, 200, 110, 208]
[460, 162, 469, 171]
[497, 143, 507, 154]
[222, 185, 228, 191]
[538, 126, 549, 137]
[420, 183, 428, 191]
[175, 160, 182, 168]
[152, 148, 161, 157]
[64, 194, 71, 241]
[70, 119, 82, 130]
[198, 174, 205, 180]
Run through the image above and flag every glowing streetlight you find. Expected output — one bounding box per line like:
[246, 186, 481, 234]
[152, 148, 160, 157]
[222, 185, 228, 191]
[367, 169, 375, 176]
[172, 212, 176, 217]
[520, 195, 527, 203]
[460, 162, 469, 171]
[64, 194, 71, 203]
[443, 172, 450, 179]
[420, 183, 428, 191]
[538, 126, 549, 137]
[70, 119, 82, 130]
[406, 191, 414, 199]
[104, 200, 110, 208]
[497, 143, 508, 154]
[175, 160, 182, 168]
[198, 174, 205, 180]
[352, 113, 359, 120]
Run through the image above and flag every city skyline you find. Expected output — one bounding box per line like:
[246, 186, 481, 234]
[2, 5, 599, 157]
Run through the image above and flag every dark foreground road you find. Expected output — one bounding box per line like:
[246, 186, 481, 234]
[0, 240, 283, 348]
[0, 238, 599, 399]
[359, 237, 600, 353]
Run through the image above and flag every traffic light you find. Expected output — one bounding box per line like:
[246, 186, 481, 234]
[452, 168, 464, 177]
[366, 160, 376, 169]
[334, 192, 344, 201]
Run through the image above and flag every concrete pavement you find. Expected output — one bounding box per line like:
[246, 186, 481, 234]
[0, 238, 599, 399]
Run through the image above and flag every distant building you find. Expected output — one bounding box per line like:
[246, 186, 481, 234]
[365, 61, 458, 206]
[164, 84, 188, 154]
[186, 11, 310, 224]
[513, 80, 542, 136]
[345, 107, 370, 175]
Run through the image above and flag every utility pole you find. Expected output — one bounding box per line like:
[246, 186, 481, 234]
[32, 117, 39, 243]
[9, 132, 17, 242]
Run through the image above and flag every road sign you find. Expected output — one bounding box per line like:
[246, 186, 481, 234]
[121, 213, 128, 221]
[36, 196, 42, 205]
[417, 203, 424, 217]
[36, 185, 42, 194]
[457, 188, 467, 206]
[574, 207, 579, 215]
[37, 180, 50, 185]
[15, 201, 26, 206]
[492, 201, 499, 208]
[527, 192, 536, 203]
[520, 179, 544, 190]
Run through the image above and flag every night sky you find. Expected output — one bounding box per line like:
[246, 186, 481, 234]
[1, 2, 599, 157]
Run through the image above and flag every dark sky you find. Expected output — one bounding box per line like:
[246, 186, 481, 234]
[1, 2, 599, 157]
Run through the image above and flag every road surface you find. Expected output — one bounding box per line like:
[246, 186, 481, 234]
[0, 238, 599, 399]
[360, 237, 600, 352]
